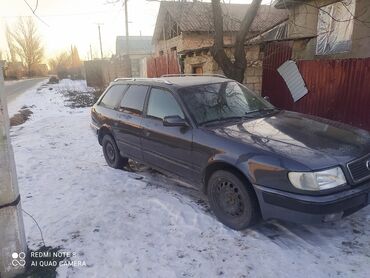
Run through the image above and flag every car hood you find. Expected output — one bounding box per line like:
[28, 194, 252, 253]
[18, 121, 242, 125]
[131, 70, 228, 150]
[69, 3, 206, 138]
[207, 110, 370, 170]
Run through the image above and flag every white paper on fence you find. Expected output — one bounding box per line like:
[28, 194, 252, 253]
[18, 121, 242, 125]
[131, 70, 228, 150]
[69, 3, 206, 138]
[277, 60, 308, 102]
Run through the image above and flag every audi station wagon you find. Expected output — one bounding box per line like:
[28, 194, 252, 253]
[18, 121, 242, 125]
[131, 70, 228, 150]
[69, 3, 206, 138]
[91, 75, 370, 230]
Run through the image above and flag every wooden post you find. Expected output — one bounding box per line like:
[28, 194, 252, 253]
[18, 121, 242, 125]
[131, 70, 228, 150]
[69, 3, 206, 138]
[0, 61, 27, 278]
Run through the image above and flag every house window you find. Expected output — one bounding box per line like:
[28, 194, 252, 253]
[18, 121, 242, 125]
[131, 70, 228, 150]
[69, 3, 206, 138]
[316, 0, 355, 55]
[159, 50, 164, 56]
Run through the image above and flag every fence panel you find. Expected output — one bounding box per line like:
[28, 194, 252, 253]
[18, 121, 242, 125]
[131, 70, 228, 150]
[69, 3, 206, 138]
[295, 58, 370, 131]
[147, 53, 180, 78]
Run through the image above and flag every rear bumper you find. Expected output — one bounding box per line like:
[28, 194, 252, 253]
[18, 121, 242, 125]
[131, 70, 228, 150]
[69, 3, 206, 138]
[253, 180, 370, 224]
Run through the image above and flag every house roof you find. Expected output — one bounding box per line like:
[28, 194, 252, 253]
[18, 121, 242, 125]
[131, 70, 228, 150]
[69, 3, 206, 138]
[116, 36, 154, 56]
[153, 2, 289, 41]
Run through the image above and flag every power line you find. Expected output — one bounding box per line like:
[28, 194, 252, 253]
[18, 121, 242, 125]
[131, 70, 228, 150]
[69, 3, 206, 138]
[23, 0, 49, 26]
[0, 9, 124, 18]
[33, 0, 39, 13]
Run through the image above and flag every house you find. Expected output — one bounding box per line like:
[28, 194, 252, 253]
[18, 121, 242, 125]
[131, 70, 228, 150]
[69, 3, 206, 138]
[151, 1, 288, 92]
[116, 36, 154, 77]
[252, 0, 370, 59]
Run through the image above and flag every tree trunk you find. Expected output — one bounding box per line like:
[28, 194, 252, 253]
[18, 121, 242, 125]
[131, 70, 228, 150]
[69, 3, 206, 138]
[211, 0, 262, 83]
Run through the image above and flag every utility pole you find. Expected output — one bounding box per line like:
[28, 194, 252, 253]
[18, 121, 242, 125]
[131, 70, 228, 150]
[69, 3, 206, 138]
[0, 62, 27, 277]
[124, 0, 132, 77]
[96, 23, 104, 59]
[124, 0, 129, 56]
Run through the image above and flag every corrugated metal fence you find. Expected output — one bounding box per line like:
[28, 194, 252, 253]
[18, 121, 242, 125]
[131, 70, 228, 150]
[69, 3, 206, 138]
[262, 42, 370, 131]
[147, 53, 180, 77]
[262, 41, 293, 108]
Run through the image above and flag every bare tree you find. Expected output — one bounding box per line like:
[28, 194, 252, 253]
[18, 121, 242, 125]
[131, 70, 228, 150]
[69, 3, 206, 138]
[211, 0, 262, 82]
[7, 17, 44, 76]
[48, 51, 71, 74]
[5, 26, 17, 63]
[48, 46, 82, 79]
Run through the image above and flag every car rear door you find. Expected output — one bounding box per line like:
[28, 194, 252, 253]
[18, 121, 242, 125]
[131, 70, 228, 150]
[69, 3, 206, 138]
[141, 87, 196, 182]
[114, 85, 149, 161]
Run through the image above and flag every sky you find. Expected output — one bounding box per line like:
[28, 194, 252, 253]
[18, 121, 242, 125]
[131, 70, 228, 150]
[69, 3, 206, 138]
[0, 0, 270, 61]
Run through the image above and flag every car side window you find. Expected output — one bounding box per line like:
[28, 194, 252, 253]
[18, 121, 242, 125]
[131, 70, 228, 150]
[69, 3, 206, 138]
[120, 85, 148, 115]
[99, 85, 127, 109]
[147, 87, 184, 120]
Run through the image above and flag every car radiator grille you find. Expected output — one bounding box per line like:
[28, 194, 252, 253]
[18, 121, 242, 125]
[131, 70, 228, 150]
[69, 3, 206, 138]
[347, 154, 370, 183]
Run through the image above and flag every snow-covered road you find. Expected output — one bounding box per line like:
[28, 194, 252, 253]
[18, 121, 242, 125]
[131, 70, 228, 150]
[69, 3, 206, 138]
[8, 79, 370, 278]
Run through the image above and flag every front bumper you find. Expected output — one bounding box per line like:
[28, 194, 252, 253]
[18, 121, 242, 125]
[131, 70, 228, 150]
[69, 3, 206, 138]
[253, 180, 370, 224]
[90, 122, 99, 137]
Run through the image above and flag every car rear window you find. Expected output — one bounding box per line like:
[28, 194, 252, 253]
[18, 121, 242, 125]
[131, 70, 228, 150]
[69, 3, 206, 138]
[99, 85, 127, 109]
[119, 85, 148, 115]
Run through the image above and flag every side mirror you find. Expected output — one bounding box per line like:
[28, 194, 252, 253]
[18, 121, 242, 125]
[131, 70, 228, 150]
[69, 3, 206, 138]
[163, 115, 188, 127]
[263, 96, 271, 103]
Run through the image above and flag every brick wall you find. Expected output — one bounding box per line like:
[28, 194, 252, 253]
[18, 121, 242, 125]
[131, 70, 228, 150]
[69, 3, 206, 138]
[244, 45, 264, 94]
[182, 45, 264, 94]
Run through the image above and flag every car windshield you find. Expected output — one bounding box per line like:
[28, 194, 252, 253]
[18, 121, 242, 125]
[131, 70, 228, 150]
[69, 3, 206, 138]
[179, 81, 275, 125]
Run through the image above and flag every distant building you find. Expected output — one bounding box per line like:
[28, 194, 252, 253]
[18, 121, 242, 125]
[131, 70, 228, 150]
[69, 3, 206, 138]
[116, 36, 153, 56]
[116, 36, 154, 77]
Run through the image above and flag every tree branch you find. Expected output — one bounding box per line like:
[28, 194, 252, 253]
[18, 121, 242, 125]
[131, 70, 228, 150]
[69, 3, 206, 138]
[211, 0, 234, 77]
[210, 0, 262, 82]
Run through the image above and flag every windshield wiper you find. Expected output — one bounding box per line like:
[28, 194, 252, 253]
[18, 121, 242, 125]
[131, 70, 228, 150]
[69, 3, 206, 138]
[244, 107, 279, 117]
[200, 108, 280, 125]
[200, 116, 245, 126]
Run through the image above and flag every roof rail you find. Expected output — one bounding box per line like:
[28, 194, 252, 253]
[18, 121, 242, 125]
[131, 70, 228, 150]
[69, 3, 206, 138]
[161, 74, 227, 78]
[113, 77, 173, 85]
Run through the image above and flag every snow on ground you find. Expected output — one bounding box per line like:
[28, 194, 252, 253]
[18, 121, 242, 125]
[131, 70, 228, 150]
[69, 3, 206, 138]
[8, 79, 370, 278]
[6, 80, 46, 116]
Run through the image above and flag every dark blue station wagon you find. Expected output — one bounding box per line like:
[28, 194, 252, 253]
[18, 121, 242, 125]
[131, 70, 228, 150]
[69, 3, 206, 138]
[91, 75, 370, 230]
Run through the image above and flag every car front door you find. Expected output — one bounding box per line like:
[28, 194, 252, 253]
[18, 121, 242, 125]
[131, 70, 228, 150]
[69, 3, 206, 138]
[114, 85, 149, 161]
[141, 87, 196, 182]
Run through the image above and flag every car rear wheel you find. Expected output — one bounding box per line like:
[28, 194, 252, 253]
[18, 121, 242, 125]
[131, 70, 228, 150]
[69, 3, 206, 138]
[102, 134, 127, 169]
[207, 170, 259, 230]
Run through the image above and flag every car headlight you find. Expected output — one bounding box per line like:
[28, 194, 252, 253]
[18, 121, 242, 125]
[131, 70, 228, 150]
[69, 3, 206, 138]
[288, 167, 346, 191]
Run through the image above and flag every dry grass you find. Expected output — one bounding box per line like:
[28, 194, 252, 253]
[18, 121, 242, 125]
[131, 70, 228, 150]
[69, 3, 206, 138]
[10, 106, 34, 126]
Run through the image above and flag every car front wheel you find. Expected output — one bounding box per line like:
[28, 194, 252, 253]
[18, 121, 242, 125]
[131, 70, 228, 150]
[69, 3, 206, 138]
[207, 170, 259, 230]
[102, 134, 127, 169]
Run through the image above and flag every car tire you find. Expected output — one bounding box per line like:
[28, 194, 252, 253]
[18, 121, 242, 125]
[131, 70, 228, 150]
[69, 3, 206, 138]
[207, 170, 259, 230]
[102, 134, 127, 169]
